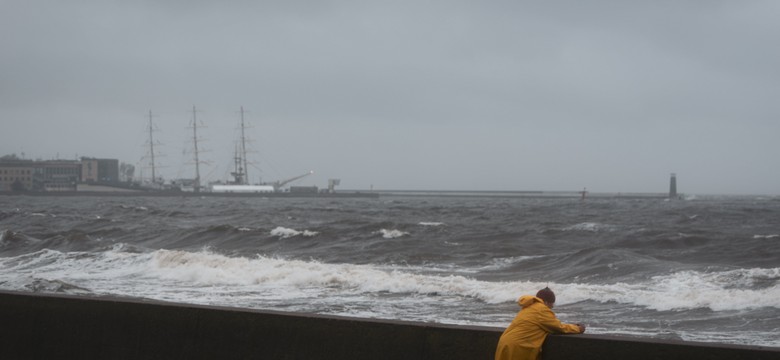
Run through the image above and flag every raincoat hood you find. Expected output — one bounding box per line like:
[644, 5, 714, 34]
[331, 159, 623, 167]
[518, 295, 546, 308]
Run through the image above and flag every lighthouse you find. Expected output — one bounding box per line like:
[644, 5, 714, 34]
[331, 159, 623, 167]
[669, 173, 677, 199]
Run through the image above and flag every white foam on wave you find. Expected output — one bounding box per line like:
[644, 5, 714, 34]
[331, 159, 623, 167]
[120, 205, 149, 211]
[562, 222, 616, 232]
[270, 226, 319, 238]
[377, 229, 409, 238]
[0, 247, 154, 295]
[148, 249, 529, 303]
[753, 234, 779, 239]
[560, 267, 780, 311]
[465, 256, 545, 272]
[2, 247, 779, 313]
[145, 250, 780, 310]
[418, 222, 445, 227]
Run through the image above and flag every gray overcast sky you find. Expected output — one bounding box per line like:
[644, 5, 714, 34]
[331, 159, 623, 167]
[2, 1, 779, 195]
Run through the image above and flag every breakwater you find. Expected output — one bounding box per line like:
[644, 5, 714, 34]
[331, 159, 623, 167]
[0, 190, 379, 198]
[1, 291, 777, 359]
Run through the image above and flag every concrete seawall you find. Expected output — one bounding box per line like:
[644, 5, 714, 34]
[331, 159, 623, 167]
[1, 291, 777, 359]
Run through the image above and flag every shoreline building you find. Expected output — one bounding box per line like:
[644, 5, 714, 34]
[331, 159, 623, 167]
[81, 157, 119, 183]
[34, 160, 81, 191]
[0, 160, 34, 192]
[0, 156, 121, 192]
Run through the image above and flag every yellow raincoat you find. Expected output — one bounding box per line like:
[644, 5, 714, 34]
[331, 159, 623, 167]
[495, 295, 582, 360]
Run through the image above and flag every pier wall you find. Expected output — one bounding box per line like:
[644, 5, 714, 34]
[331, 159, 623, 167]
[1, 291, 777, 360]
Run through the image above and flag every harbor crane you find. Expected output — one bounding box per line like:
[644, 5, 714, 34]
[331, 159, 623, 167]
[268, 171, 314, 191]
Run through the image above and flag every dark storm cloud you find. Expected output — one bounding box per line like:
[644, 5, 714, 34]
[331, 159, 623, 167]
[1, 1, 778, 194]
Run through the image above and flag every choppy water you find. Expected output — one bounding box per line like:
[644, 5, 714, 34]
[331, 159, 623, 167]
[1, 194, 778, 347]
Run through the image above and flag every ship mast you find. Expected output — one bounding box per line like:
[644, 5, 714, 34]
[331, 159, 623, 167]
[191, 106, 201, 192]
[230, 144, 244, 185]
[239, 106, 249, 185]
[147, 110, 157, 184]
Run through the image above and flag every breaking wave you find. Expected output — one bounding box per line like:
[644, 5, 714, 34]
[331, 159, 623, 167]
[5, 247, 776, 313]
[270, 226, 319, 239]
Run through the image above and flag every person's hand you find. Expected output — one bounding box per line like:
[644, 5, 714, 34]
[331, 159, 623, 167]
[576, 324, 586, 333]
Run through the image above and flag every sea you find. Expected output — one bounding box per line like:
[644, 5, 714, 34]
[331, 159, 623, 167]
[1, 194, 778, 347]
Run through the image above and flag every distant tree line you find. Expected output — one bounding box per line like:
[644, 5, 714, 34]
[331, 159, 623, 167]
[1, 154, 26, 161]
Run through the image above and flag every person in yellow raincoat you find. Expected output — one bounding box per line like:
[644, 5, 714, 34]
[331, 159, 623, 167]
[495, 287, 585, 360]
